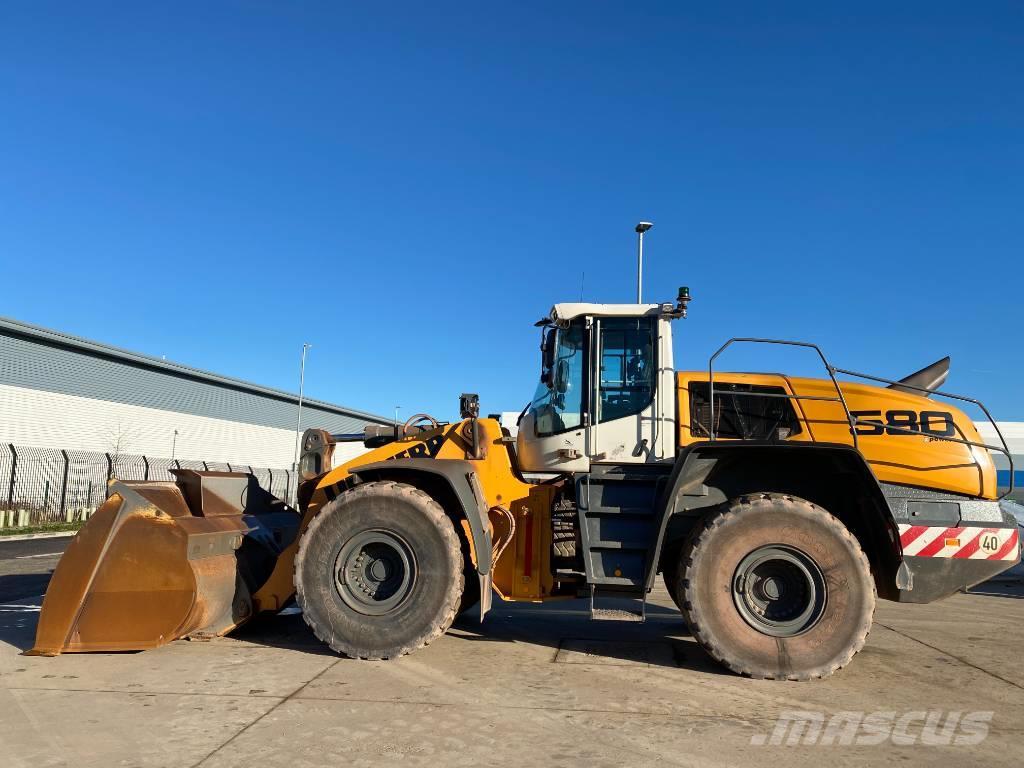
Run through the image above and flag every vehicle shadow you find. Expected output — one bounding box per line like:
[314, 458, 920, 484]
[0, 600, 42, 653]
[0, 573, 53, 604]
[966, 561, 1024, 599]
[445, 596, 732, 674]
[229, 610, 339, 656]
[226, 591, 725, 672]
[0, 573, 53, 653]
[967, 580, 1024, 599]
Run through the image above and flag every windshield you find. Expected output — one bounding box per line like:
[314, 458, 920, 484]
[530, 322, 585, 436]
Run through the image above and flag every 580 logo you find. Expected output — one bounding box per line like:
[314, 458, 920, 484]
[849, 409, 957, 438]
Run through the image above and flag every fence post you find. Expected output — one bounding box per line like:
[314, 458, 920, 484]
[44, 480, 50, 512]
[6, 444, 16, 509]
[59, 449, 70, 519]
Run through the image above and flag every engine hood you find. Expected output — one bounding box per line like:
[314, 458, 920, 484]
[676, 371, 999, 499]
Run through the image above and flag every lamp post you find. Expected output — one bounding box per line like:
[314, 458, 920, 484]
[635, 221, 653, 303]
[292, 343, 312, 505]
[171, 429, 178, 460]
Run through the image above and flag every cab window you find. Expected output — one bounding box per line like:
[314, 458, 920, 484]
[530, 322, 585, 436]
[598, 317, 655, 424]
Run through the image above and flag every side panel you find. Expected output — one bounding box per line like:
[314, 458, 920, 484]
[795, 377, 997, 499]
[490, 482, 558, 600]
[676, 371, 998, 499]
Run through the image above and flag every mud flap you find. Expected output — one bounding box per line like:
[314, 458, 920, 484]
[478, 572, 493, 621]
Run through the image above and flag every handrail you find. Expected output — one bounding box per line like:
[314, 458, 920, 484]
[706, 338, 1015, 500]
[708, 338, 859, 451]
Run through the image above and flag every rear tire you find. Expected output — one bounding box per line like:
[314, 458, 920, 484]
[294, 480, 464, 659]
[678, 493, 875, 680]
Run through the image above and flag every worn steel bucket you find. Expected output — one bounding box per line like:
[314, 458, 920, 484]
[29, 471, 299, 656]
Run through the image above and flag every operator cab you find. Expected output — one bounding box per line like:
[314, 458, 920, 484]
[517, 291, 691, 473]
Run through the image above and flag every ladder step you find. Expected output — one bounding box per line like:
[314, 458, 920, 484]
[588, 586, 647, 623]
[589, 472, 665, 483]
[590, 607, 644, 622]
[589, 540, 648, 551]
[580, 507, 654, 517]
[588, 575, 643, 587]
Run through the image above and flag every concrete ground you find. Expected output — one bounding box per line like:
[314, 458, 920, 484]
[1, 538, 1022, 767]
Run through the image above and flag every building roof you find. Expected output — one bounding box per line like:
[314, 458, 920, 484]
[0, 315, 390, 426]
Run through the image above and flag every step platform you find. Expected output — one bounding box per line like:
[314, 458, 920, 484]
[587, 585, 647, 623]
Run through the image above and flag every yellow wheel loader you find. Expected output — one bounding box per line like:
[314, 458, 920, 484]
[31, 289, 1021, 679]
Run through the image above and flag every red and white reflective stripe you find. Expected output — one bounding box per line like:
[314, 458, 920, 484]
[898, 524, 1020, 561]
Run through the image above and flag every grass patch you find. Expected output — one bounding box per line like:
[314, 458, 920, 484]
[0, 521, 83, 537]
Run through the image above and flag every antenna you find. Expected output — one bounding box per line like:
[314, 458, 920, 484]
[579, 271, 585, 301]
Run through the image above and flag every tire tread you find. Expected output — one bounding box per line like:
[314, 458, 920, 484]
[678, 492, 875, 681]
[294, 480, 464, 660]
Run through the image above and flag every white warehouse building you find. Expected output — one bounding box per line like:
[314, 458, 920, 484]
[0, 316, 390, 506]
[977, 422, 1024, 502]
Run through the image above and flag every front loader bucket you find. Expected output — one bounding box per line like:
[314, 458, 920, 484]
[29, 471, 299, 656]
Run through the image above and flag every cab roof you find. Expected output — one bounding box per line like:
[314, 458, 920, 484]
[545, 302, 664, 325]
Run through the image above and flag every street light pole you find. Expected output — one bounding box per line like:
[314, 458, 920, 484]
[635, 221, 653, 303]
[292, 343, 312, 505]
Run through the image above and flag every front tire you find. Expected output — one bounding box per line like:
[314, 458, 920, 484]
[678, 493, 875, 680]
[294, 480, 464, 659]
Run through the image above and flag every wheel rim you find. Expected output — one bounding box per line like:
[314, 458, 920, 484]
[732, 545, 826, 637]
[334, 530, 416, 616]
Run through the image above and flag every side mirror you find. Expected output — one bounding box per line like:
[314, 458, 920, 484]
[540, 328, 556, 385]
[459, 393, 480, 419]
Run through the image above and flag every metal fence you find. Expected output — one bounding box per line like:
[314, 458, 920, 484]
[0, 444, 292, 526]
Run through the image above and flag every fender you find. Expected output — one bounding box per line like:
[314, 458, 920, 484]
[646, 441, 900, 596]
[343, 457, 494, 616]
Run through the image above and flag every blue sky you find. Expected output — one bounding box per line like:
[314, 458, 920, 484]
[2, 2, 1022, 421]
